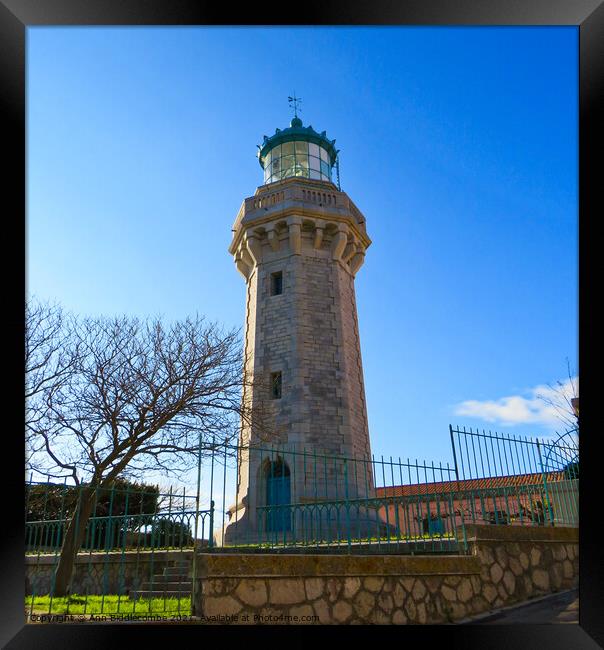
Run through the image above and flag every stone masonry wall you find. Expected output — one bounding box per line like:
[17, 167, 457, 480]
[225, 217, 376, 544]
[332, 258, 371, 463]
[193, 525, 578, 624]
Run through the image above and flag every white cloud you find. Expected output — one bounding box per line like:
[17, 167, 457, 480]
[454, 377, 578, 428]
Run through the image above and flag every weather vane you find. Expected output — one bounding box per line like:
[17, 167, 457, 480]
[288, 92, 302, 118]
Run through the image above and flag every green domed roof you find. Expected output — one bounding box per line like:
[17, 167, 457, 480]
[258, 117, 339, 169]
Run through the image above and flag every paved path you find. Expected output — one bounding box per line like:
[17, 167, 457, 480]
[463, 589, 579, 624]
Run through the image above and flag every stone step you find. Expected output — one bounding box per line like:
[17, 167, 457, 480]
[160, 573, 190, 582]
[131, 589, 192, 600]
[163, 567, 191, 577]
[140, 580, 192, 591]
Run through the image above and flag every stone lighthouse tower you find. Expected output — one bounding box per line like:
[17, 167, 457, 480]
[222, 107, 377, 544]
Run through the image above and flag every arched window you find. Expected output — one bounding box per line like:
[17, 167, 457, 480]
[265, 459, 291, 533]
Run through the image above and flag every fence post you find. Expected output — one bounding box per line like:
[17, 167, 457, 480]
[449, 425, 468, 552]
[222, 440, 228, 547]
[209, 436, 216, 532]
[191, 432, 204, 616]
[536, 440, 555, 526]
[449, 425, 461, 485]
[344, 458, 351, 551]
[208, 500, 215, 549]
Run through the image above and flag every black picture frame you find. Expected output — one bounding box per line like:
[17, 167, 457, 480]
[1, 1, 600, 647]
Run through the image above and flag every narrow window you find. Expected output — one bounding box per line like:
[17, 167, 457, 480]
[271, 271, 283, 296]
[270, 371, 282, 399]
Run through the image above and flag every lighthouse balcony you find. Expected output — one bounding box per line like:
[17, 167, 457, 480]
[231, 176, 367, 240]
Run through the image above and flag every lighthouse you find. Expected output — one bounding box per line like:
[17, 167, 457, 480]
[222, 102, 378, 544]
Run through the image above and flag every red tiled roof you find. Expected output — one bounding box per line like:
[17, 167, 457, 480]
[375, 471, 566, 498]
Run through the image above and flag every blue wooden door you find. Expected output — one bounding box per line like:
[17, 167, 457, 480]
[266, 474, 291, 533]
[428, 516, 445, 535]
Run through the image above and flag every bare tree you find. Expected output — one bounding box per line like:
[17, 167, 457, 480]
[26, 309, 275, 596]
[25, 299, 79, 462]
[536, 359, 579, 434]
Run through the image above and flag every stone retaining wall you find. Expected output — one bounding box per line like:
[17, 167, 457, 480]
[193, 525, 578, 624]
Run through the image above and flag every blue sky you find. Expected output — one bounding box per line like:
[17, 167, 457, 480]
[27, 26, 578, 477]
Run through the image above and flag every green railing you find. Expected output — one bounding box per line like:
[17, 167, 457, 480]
[449, 425, 579, 527]
[200, 440, 469, 553]
[25, 481, 213, 619]
[25, 510, 210, 553]
[251, 493, 462, 554]
[24, 426, 578, 620]
[206, 430, 578, 552]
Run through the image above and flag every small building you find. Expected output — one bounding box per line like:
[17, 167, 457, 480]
[375, 470, 578, 537]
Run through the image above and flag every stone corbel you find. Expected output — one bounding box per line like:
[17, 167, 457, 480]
[234, 250, 251, 280]
[331, 225, 349, 261]
[266, 227, 280, 252]
[240, 245, 254, 269]
[342, 238, 358, 264]
[313, 224, 324, 250]
[245, 231, 263, 265]
[287, 216, 302, 255]
[349, 250, 366, 275]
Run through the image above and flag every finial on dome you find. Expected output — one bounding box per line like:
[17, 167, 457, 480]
[290, 116, 303, 128]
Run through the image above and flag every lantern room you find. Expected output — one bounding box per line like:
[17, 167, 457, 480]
[257, 116, 339, 186]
